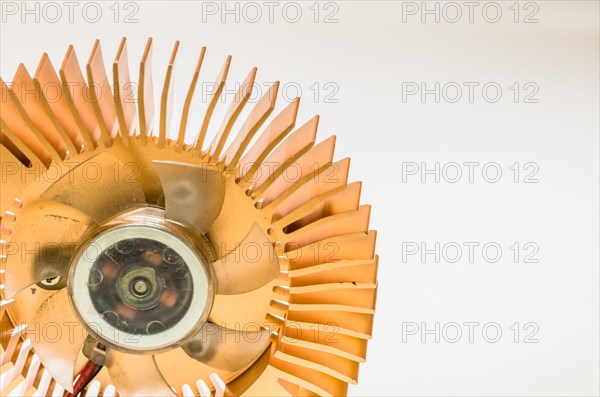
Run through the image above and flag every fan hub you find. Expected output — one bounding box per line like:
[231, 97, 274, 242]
[115, 264, 163, 309]
[67, 208, 215, 353]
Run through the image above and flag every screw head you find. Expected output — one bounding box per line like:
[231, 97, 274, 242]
[132, 279, 150, 296]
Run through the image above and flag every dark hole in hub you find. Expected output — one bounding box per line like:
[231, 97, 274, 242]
[131, 278, 150, 297]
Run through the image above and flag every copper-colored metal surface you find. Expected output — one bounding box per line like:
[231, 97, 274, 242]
[60, 45, 101, 148]
[30, 289, 85, 392]
[35, 52, 87, 152]
[193, 56, 232, 154]
[176, 46, 206, 150]
[113, 37, 137, 145]
[87, 40, 119, 146]
[0, 38, 378, 397]
[106, 350, 177, 397]
[138, 38, 155, 143]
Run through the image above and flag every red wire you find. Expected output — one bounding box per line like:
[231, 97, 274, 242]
[65, 360, 100, 397]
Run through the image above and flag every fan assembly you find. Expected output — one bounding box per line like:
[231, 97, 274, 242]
[0, 38, 378, 396]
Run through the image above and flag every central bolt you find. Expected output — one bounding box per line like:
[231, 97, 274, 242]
[132, 279, 150, 296]
[116, 266, 163, 310]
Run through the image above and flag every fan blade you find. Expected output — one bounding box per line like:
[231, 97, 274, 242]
[3, 204, 88, 298]
[4, 246, 69, 298]
[31, 289, 85, 393]
[106, 351, 176, 397]
[40, 152, 145, 223]
[153, 160, 225, 234]
[213, 223, 280, 295]
[182, 322, 271, 371]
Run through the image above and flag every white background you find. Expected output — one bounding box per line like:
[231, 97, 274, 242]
[1, 1, 598, 395]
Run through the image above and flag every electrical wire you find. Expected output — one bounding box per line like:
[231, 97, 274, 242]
[65, 360, 103, 397]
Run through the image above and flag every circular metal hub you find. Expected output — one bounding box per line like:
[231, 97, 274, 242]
[68, 209, 214, 353]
